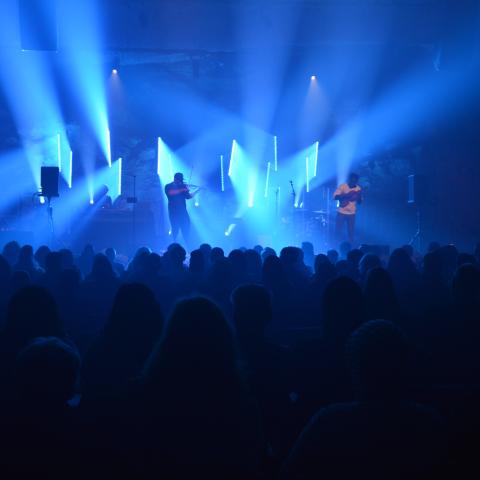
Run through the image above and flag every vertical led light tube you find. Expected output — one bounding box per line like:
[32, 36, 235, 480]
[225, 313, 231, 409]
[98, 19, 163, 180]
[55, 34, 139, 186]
[157, 137, 161, 176]
[106, 129, 112, 167]
[314, 141, 319, 177]
[274, 135, 278, 172]
[220, 154, 225, 191]
[228, 139, 236, 177]
[118, 158, 122, 196]
[264, 162, 271, 198]
[57, 133, 62, 172]
[68, 150, 73, 188]
[306, 156, 310, 193]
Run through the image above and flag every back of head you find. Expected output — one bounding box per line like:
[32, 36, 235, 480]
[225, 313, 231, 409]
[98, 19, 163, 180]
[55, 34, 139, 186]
[45, 251, 62, 275]
[327, 249, 339, 265]
[14, 337, 80, 406]
[0, 254, 11, 284]
[232, 284, 272, 338]
[167, 243, 186, 268]
[347, 249, 363, 268]
[189, 249, 205, 274]
[145, 297, 238, 396]
[322, 276, 365, 342]
[452, 263, 480, 310]
[387, 248, 417, 280]
[2, 241, 20, 266]
[314, 254, 336, 281]
[107, 283, 163, 335]
[346, 320, 408, 400]
[34, 246, 51, 269]
[359, 253, 381, 278]
[210, 247, 224, 264]
[5, 286, 64, 347]
[91, 253, 115, 280]
[59, 249, 74, 270]
[262, 254, 284, 285]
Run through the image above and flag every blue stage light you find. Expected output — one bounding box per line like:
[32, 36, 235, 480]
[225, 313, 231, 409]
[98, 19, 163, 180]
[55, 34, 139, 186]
[228, 140, 236, 177]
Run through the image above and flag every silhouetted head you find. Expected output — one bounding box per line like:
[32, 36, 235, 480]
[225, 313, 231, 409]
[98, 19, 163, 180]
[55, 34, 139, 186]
[144, 297, 239, 396]
[210, 247, 225, 264]
[428, 241, 441, 253]
[5, 286, 64, 348]
[261, 247, 276, 262]
[458, 253, 477, 266]
[14, 337, 80, 407]
[0, 255, 11, 285]
[348, 172, 359, 187]
[106, 283, 163, 341]
[245, 249, 262, 280]
[17, 245, 35, 265]
[232, 284, 272, 339]
[452, 263, 480, 310]
[189, 249, 205, 276]
[346, 320, 408, 400]
[253, 245, 263, 255]
[327, 249, 339, 265]
[199, 243, 212, 257]
[262, 254, 285, 286]
[34, 246, 50, 270]
[322, 276, 365, 343]
[359, 253, 381, 279]
[45, 251, 63, 276]
[59, 249, 74, 270]
[314, 254, 336, 282]
[387, 248, 417, 284]
[166, 243, 187, 268]
[173, 172, 184, 185]
[90, 253, 116, 281]
[105, 247, 116, 264]
[347, 249, 363, 268]
[2, 241, 20, 266]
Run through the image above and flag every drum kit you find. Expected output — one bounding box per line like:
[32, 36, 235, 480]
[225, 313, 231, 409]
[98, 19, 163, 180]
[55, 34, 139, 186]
[292, 207, 330, 244]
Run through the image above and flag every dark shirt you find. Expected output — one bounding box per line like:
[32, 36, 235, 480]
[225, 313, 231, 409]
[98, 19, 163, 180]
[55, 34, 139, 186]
[165, 182, 189, 211]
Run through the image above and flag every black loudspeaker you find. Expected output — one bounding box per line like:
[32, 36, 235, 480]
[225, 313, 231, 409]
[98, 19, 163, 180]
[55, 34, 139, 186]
[19, 0, 57, 51]
[408, 174, 428, 206]
[41, 166, 59, 198]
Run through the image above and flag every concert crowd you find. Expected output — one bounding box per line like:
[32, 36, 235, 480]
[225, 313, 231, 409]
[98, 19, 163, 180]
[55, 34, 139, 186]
[0, 238, 479, 478]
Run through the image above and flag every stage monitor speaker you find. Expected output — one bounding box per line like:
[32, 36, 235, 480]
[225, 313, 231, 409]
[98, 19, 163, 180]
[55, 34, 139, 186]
[408, 174, 428, 206]
[41, 166, 59, 198]
[19, 0, 57, 51]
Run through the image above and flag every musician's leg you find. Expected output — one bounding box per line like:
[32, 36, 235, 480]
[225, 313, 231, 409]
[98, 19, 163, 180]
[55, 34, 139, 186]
[347, 214, 355, 245]
[181, 212, 191, 246]
[335, 213, 345, 245]
[169, 210, 180, 241]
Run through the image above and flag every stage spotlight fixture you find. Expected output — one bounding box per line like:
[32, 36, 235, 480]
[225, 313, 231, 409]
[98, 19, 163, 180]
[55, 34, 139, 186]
[311, 75, 316, 80]
[112, 69, 118, 75]
[89, 199, 94, 205]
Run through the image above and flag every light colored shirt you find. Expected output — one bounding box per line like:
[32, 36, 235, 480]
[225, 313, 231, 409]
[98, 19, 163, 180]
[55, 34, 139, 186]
[334, 183, 361, 215]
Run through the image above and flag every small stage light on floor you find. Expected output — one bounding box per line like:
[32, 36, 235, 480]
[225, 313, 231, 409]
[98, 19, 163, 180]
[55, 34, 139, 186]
[310, 75, 316, 81]
[112, 69, 118, 75]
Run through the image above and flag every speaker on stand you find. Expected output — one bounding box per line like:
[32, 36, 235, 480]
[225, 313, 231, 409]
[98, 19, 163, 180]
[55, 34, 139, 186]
[408, 174, 428, 252]
[39, 166, 59, 246]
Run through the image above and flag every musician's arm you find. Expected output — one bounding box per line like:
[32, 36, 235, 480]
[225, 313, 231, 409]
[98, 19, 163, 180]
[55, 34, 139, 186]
[333, 185, 344, 200]
[166, 187, 189, 196]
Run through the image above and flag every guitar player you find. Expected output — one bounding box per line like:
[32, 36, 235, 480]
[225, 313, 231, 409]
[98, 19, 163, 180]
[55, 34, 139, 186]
[333, 172, 362, 245]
